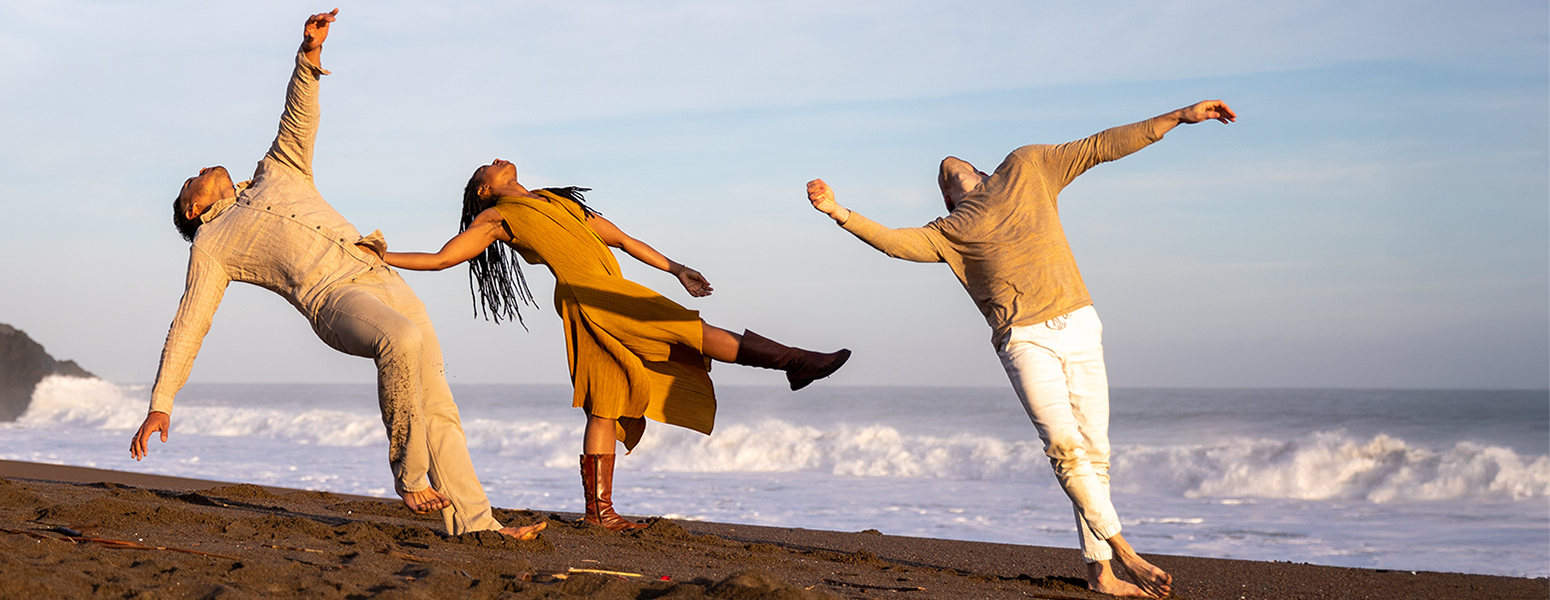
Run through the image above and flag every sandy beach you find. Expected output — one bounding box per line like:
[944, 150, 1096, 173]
[0, 460, 1542, 599]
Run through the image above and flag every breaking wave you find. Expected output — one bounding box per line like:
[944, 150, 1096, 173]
[19, 376, 1548, 502]
[1112, 431, 1550, 502]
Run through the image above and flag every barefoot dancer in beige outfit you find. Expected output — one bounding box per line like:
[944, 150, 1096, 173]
[128, 10, 542, 541]
[807, 101, 1237, 597]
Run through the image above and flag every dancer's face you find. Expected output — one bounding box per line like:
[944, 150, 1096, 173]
[937, 157, 987, 211]
[472, 159, 519, 197]
[178, 165, 234, 219]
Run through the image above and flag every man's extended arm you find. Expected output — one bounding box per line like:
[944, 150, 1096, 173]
[263, 10, 337, 178]
[1040, 100, 1237, 189]
[806, 178, 948, 263]
[131, 248, 232, 459]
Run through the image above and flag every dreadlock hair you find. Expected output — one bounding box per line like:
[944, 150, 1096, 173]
[460, 177, 598, 328]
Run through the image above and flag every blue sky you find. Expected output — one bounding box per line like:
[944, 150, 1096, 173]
[1, 1, 1545, 389]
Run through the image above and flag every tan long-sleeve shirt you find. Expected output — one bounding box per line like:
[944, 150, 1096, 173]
[149, 53, 385, 414]
[839, 119, 1162, 347]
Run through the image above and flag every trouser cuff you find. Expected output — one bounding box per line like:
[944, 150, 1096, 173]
[1082, 521, 1123, 563]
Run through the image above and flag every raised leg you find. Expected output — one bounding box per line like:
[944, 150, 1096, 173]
[700, 323, 741, 362]
[719, 325, 850, 390]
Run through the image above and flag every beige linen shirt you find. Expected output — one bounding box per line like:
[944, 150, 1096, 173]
[839, 119, 1161, 347]
[149, 53, 384, 414]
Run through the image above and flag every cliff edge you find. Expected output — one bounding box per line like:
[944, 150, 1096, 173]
[0, 323, 95, 421]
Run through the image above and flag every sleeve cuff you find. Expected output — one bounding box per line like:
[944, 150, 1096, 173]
[296, 51, 331, 76]
[838, 210, 873, 233]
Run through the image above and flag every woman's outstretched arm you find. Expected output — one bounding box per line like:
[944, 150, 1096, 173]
[385, 211, 509, 271]
[586, 214, 713, 297]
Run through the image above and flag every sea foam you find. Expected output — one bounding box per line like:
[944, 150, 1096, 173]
[1114, 431, 1550, 502]
[20, 376, 1549, 503]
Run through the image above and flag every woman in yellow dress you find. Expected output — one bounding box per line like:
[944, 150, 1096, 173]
[384, 159, 850, 531]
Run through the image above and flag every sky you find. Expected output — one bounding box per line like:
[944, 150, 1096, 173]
[0, 0, 1545, 390]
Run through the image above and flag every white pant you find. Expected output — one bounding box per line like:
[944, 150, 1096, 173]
[997, 305, 1121, 563]
[312, 267, 502, 535]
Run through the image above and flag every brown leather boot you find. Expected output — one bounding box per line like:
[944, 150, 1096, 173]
[580, 453, 647, 531]
[734, 330, 851, 391]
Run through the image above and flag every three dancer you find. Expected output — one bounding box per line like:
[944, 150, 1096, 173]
[806, 100, 1236, 597]
[134, 10, 1231, 598]
[382, 160, 850, 530]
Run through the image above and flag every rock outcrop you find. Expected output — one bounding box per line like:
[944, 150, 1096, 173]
[0, 323, 95, 421]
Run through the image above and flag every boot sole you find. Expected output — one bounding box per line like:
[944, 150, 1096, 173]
[789, 349, 851, 391]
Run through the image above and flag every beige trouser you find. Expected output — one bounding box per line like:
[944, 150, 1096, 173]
[311, 267, 502, 534]
[997, 305, 1121, 563]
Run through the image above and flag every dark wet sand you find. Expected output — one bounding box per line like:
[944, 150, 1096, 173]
[0, 460, 1542, 599]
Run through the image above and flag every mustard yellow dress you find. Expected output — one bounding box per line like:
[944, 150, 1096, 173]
[493, 191, 715, 450]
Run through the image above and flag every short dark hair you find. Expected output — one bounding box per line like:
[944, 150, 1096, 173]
[173, 193, 200, 242]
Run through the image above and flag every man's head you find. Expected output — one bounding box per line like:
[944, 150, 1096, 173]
[937, 156, 988, 212]
[173, 165, 234, 242]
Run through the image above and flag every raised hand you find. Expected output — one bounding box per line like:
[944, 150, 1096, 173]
[301, 9, 338, 54]
[806, 179, 836, 213]
[1177, 99, 1236, 125]
[806, 178, 850, 223]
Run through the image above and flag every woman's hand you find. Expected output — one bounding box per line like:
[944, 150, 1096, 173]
[674, 265, 713, 297]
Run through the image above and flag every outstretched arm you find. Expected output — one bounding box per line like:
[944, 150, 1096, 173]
[806, 178, 947, 263]
[1039, 99, 1237, 189]
[135, 249, 233, 458]
[586, 214, 713, 297]
[384, 213, 506, 271]
[263, 9, 338, 178]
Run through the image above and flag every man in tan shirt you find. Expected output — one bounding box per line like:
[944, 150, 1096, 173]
[128, 10, 543, 541]
[806, 100, 1236, 598]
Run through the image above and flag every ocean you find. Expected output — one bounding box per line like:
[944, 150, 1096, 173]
[4, 377, 1546, 578]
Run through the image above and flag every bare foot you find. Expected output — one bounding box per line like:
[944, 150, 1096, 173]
[497, 521, 547, 541]
[1086, 560, 1153, 597]
[1108, 534, 1172, 598]
[401, 487, 451, 514]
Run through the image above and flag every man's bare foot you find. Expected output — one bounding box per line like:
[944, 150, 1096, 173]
[497, 521, 547, 541]
[1108, 533, 1173, 597]
[1086, 560, 1153, 597]
[401, 487, 451, 514]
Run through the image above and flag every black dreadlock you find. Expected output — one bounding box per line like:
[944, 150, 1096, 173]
[460, 180, 598, 327]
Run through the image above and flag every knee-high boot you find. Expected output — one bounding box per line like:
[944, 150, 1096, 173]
[733, 330, 851, 391]
[581, 453, 647, 531]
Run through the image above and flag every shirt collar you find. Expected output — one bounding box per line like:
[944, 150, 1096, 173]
[199, 195, 239, 224]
